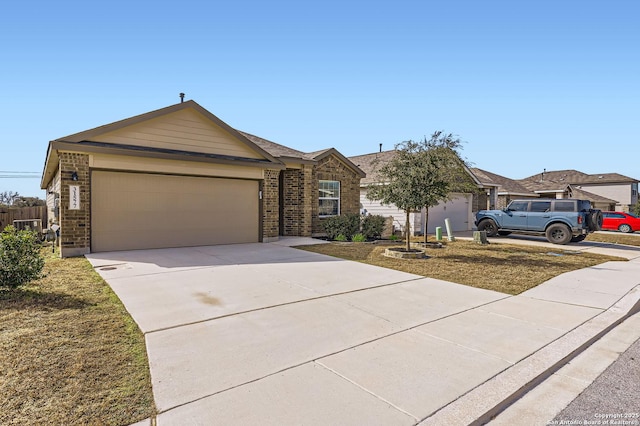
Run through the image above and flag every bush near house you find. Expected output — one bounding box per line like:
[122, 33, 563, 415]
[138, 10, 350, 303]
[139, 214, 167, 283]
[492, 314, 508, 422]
[361, 215, 386, 239]
[0, 225, 45, 288]
[322, 214, 386, 241]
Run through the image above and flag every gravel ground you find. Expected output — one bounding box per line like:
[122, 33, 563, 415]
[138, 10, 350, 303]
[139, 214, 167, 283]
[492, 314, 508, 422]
[553, 336, 640, 425]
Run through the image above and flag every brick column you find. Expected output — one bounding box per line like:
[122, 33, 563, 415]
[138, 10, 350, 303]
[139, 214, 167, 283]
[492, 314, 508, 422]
[58, 152, 90, 257]
[262, 169, 280, 242]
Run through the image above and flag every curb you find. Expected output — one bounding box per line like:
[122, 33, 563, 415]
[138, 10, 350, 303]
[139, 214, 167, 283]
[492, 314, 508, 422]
[419, 284, 640, 425]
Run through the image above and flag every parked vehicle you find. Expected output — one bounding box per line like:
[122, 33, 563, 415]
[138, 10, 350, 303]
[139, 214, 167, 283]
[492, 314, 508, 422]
[475, 199, 602, 244]
[601, 211, 640, 233]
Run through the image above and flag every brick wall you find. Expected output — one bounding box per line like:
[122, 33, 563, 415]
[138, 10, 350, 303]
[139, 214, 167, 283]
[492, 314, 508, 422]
[312, 155, 361, 235]
[281, 165, 313, 236]
[262, 169, 280, 240]
[58, 152, 90, 257]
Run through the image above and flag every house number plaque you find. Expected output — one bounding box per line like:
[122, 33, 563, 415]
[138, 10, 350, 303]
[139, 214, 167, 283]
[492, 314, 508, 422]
[69, 185, 80, 210]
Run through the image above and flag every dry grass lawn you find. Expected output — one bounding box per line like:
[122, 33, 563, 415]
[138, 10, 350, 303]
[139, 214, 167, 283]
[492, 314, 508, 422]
[586, 232, 640, 247]
[0, 250, 155, 425]
[298, 239, 625, 295]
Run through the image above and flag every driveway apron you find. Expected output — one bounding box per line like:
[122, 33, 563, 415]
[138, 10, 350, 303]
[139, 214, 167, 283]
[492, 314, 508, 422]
[86, 240, 640, 425]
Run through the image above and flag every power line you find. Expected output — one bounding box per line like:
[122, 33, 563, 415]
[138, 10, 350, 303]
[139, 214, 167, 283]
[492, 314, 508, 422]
[0, 171, 40, 178]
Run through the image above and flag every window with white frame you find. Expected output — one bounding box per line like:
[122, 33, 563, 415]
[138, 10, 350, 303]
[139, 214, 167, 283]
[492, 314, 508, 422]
[319, 180, 340, 217]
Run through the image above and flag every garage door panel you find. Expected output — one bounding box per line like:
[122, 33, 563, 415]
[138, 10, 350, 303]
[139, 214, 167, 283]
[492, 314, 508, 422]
[92, 172, 259, 252]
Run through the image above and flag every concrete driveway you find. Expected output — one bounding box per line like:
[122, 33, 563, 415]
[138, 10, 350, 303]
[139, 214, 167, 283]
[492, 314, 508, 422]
[86, 238, 640, 425]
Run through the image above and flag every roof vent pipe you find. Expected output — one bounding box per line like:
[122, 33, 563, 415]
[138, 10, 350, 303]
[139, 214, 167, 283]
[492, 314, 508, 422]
[379, 143, 382, 153]
[179, 93, 185, 103]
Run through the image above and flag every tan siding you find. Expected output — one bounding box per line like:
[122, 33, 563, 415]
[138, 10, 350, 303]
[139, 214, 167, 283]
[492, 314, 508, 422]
[91, 109, 265, 160]
[92, 172, 259, 252]
[89, 153, 264, 180]
[578, 183, 631, 205]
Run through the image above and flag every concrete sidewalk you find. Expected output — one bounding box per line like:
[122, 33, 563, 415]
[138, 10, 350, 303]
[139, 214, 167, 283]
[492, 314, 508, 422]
[87, 237, 640, 426]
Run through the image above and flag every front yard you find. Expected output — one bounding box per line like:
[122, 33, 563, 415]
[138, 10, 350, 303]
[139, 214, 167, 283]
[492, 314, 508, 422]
[0, 251, 155, 425]
[298, 238, 626, 295]
[0, 232, 633, 424]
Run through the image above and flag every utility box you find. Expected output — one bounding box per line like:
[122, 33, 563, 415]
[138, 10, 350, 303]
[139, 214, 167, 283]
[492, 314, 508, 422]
[13, 219, 43, 235]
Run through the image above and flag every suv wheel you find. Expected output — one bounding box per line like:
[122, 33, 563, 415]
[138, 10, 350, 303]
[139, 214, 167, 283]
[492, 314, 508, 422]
[478, 219, 499, 237]
[619, 224, 633, 233]
[546, 224, 572, 245]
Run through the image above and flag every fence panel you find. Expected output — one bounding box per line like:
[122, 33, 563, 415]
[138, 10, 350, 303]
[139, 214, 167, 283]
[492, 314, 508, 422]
[0, 206, 48, 231]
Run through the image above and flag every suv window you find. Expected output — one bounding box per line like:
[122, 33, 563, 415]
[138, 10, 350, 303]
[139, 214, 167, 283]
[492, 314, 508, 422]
[554, 201, 574, 212]
[507, 201, 529, 212]
[577, 200, 592, 212]
[531, 201, 551, 212]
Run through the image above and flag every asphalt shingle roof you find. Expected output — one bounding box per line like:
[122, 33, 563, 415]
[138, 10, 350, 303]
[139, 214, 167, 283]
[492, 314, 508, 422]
[470, 168, 535, 195]
[347, 150, 397, 185]
[521, 169, 638, 185]
[238, 131, 314, 161]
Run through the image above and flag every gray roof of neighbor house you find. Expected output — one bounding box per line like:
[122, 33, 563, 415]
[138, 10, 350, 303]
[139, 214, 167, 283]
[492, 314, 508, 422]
[347, 150, 397, 185]
[521, 169, 639, 185]
[470, 168, 536, 196]
[350, 150, 485, 187]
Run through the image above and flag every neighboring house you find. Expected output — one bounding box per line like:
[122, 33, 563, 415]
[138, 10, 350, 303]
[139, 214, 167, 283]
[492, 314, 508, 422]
[349, 150, 490, 235]
[470, 168, 537, 209]
[520, 170, 638, 212]
[40, 100, 364, 257]
[471, 168, 619, 211]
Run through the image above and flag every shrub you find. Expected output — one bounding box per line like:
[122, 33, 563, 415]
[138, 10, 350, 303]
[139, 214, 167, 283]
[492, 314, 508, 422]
[335, 234, 348, 242]
[361, 215, 386, 240]
[322, 213, 361, 240]
[351, 233, 366, 242]
[0, 225, 45, 288]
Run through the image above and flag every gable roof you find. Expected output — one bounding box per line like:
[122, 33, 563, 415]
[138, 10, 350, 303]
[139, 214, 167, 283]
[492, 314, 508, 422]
[348, 150, 397, 185]
[349, 150, 483, 187]
[42, 100, 366, 188]
[239, 132, 365, 176]
[470, 168, 536, 196]
[41, 100, 287, 189]
[521, 169, 638, 185]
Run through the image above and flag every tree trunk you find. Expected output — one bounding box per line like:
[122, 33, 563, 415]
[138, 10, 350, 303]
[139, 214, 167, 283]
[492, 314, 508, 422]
[405, 210, 411, 251]
[423, 208, 429, 244]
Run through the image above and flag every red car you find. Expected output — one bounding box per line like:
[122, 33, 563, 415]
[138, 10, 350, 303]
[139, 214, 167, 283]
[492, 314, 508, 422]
[601, 211, 640, 233]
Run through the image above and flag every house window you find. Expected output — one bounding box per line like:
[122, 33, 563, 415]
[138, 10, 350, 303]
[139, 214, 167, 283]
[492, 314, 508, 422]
[319, 180, 340, 217]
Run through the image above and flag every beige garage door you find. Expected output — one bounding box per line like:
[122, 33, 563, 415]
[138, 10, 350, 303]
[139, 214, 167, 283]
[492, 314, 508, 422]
[92, 171, 260, 252]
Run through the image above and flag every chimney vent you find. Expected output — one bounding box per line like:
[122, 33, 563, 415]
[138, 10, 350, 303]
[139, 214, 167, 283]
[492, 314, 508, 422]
[179, 93, 185, 103]
[379, 143, 382, 153]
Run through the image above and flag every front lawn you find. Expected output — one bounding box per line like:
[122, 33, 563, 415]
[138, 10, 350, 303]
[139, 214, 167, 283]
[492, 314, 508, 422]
[586, 232, 640, 247]
[297, 239, 625, 295]
[0, 251, 155, 425]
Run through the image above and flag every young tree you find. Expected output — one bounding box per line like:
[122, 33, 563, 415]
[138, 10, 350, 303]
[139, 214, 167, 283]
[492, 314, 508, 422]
[13, 196, 46, 207]
[366, 131, 477, 250]
[0, 191, 20, 206]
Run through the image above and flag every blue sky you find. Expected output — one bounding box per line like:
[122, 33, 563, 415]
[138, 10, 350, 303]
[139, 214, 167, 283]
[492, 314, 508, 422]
[2, 0, 638, 197]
